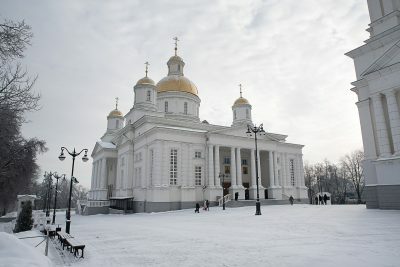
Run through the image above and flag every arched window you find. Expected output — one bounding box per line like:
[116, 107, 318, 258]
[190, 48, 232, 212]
[246, 109, 249, 119]
[234, 110, 237, 119]
[184, 102, 188, 114]
[116, 120, 119, 128]
[165, 101, 168, 112]
[146, 91, 151, 101]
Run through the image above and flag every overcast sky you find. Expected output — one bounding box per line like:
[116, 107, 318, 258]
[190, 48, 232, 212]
[2, 0, 370, 188]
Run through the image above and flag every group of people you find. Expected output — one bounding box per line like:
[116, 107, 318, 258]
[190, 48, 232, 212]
[195, 200, 209, 213]
[315, 194, 329, 205]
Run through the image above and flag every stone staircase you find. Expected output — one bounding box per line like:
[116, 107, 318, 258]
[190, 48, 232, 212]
[225, 198, 308, 208]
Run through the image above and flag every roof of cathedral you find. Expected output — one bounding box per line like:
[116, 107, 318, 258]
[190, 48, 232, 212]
[108, 109, 123, 118]
[136, 76, 155, 86]
[157, 75, 198, 96]
[233, 96, 250, 107]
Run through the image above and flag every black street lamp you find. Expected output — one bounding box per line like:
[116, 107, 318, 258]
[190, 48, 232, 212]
[44, 172, 54, 222]
[219, 173, 229, 210]
[58, 147, 88, 234]
[52, 173, 65, 225]
[246, 123, 265, 216]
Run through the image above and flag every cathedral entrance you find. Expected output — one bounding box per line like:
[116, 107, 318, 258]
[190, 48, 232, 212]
[244, 183, 250, 200]
[223, 182, 230, 196]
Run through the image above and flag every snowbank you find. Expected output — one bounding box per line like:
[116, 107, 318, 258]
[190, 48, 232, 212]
[0, 232, 52, 267]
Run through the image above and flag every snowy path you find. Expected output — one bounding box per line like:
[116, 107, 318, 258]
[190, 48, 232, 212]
[59, 205, 400, 267]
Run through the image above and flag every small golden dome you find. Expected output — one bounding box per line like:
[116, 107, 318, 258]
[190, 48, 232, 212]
[233, 97, 250, 107]
[136, 76, 155, 86]
[168, 55, 183, 62]
[157, 75, 198, 96]
[108, 109, 123, 118]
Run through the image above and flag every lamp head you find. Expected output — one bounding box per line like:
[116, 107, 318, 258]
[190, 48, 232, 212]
[58, 149, 66, 161]
[82, 150, 89, 162]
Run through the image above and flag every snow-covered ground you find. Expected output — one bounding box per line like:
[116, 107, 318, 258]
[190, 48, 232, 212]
[1, 205, 400, 266]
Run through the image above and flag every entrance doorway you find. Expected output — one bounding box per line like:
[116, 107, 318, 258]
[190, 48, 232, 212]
[244, 183, 250, 200]
[223, 182, 231, 196]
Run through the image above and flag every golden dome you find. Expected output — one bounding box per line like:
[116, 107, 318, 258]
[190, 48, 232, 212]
[157, 75, 198, 96]
[168, 55, 183, 62]
[233, 97, 250, 107]
[108, 109, 123, 118]
[136, 76, 155, 86]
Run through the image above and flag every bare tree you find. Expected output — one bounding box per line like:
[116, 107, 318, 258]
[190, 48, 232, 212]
[341, 150, 364, 204]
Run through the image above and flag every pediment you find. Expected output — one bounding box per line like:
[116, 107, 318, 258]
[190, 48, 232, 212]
[91, 141, 116, 157]
[210, 125, 287, 142]
[362, 39, 400, 76]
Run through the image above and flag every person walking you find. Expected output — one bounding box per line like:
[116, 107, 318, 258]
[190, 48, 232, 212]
[206, 200, 210, 211]
[195, 203, 200, 213]
[315, 196, 318, 205]
[289, 195, 294, 205]
[318, 195, 323, 205]
[323, 194, 328, 205]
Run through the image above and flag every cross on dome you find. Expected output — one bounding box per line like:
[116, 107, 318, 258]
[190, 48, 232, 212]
[239, 83, 243, 97]
[115, 97, 119, 109]
[173, 37, 179, 55]
[145, 61, 150, 77]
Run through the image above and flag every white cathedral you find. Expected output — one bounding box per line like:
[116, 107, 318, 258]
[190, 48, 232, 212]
[86, 43, 308, 214]
[347, 0, 400, 209]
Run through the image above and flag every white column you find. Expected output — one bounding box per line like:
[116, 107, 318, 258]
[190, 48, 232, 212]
[269, 151, 274, 187]
[236, 148, 243, 187]
[250, 149, 256, 188]
[101, 158, 107, 189]
[384, 90, 400, 154]
[90, 162, 95, 190]
[281, 153, 286, 187]
[208, 144, 215, 187]
[299, 154, 305, 186]
[95, 161, 100, 189]
[273, 152, 279, 186]
[296, 155, 301, 187]
[371, 94, 391, 157]
[188, 145, 194, 187]
[214, 146, 221, 186]
[230, 147, 237, 187]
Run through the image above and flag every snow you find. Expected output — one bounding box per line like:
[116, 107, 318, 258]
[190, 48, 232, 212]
[1, 205, 399, 266]
[0, 232, 52, 267]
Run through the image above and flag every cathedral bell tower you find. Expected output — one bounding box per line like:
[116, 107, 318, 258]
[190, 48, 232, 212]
[232, 84, 252, 127]
[106, 98, 124, 133]
[133, 62, 157, 111]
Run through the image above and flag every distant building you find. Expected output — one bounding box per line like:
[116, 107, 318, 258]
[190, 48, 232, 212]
[346, 0, 400, 209]
[86, 43, 307, 214]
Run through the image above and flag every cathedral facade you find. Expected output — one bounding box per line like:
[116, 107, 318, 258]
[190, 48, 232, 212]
[347, 0, 400, 209]
[86, 46, 308, 214]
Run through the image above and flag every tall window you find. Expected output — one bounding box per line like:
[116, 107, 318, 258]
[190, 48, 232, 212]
[116, 120, 119, 128]
[184, 102, 188, 114]
[195, 166, 202, 185]
[146, 90, 151, 101]
[195, 151, 201, 158]
[246, 109, 249, 118]
[234, 110, 237, 119]
[165, 101, 169, 112]
[170, 149, 178, 185]
[223, 157, 230, 164]
[242, 159, 247, 165]
[290, 159, 295, 186]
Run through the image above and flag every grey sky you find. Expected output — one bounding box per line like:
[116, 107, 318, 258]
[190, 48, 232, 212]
[2, 0, 369, 187]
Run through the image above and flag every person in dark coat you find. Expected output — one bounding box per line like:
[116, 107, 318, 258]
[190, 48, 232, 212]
[315, 196, 318, 205]
[206, 200, 210, 211]
[195, 203, 200, 213]
[289, 195, 294, 205]
[323, 194, 328, 205]
[318, 195, 323, 205]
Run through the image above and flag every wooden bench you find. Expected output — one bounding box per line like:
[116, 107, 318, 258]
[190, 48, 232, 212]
[66, 238, 85, 258]
[57, 232, 74, 250]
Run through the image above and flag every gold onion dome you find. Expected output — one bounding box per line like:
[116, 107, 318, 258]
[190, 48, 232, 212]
[233, 97, 250, 107]
[136, 76, 155, 86]
[108, 109, 123, 118]
[157, 76, 198, 96]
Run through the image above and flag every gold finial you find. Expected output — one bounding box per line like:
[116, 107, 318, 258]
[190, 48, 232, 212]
[239, 84, 243, 98]
[144, 61, 149, 77]
[115, 97, 119, 110]
[173, 36, 179, 56]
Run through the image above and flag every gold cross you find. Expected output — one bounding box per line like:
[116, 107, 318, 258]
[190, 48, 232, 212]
[144, 61, 149, 77]
[115, 97, 119, 109]
[173, 37, 179, 55]
[239, 84, 242, 97]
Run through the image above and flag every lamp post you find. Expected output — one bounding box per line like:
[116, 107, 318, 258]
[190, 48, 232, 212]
[58, 147, 88, 234]
[246, 123, 265, 216]
[218, 173, 229, 210]
[52, 173, 65, 225]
